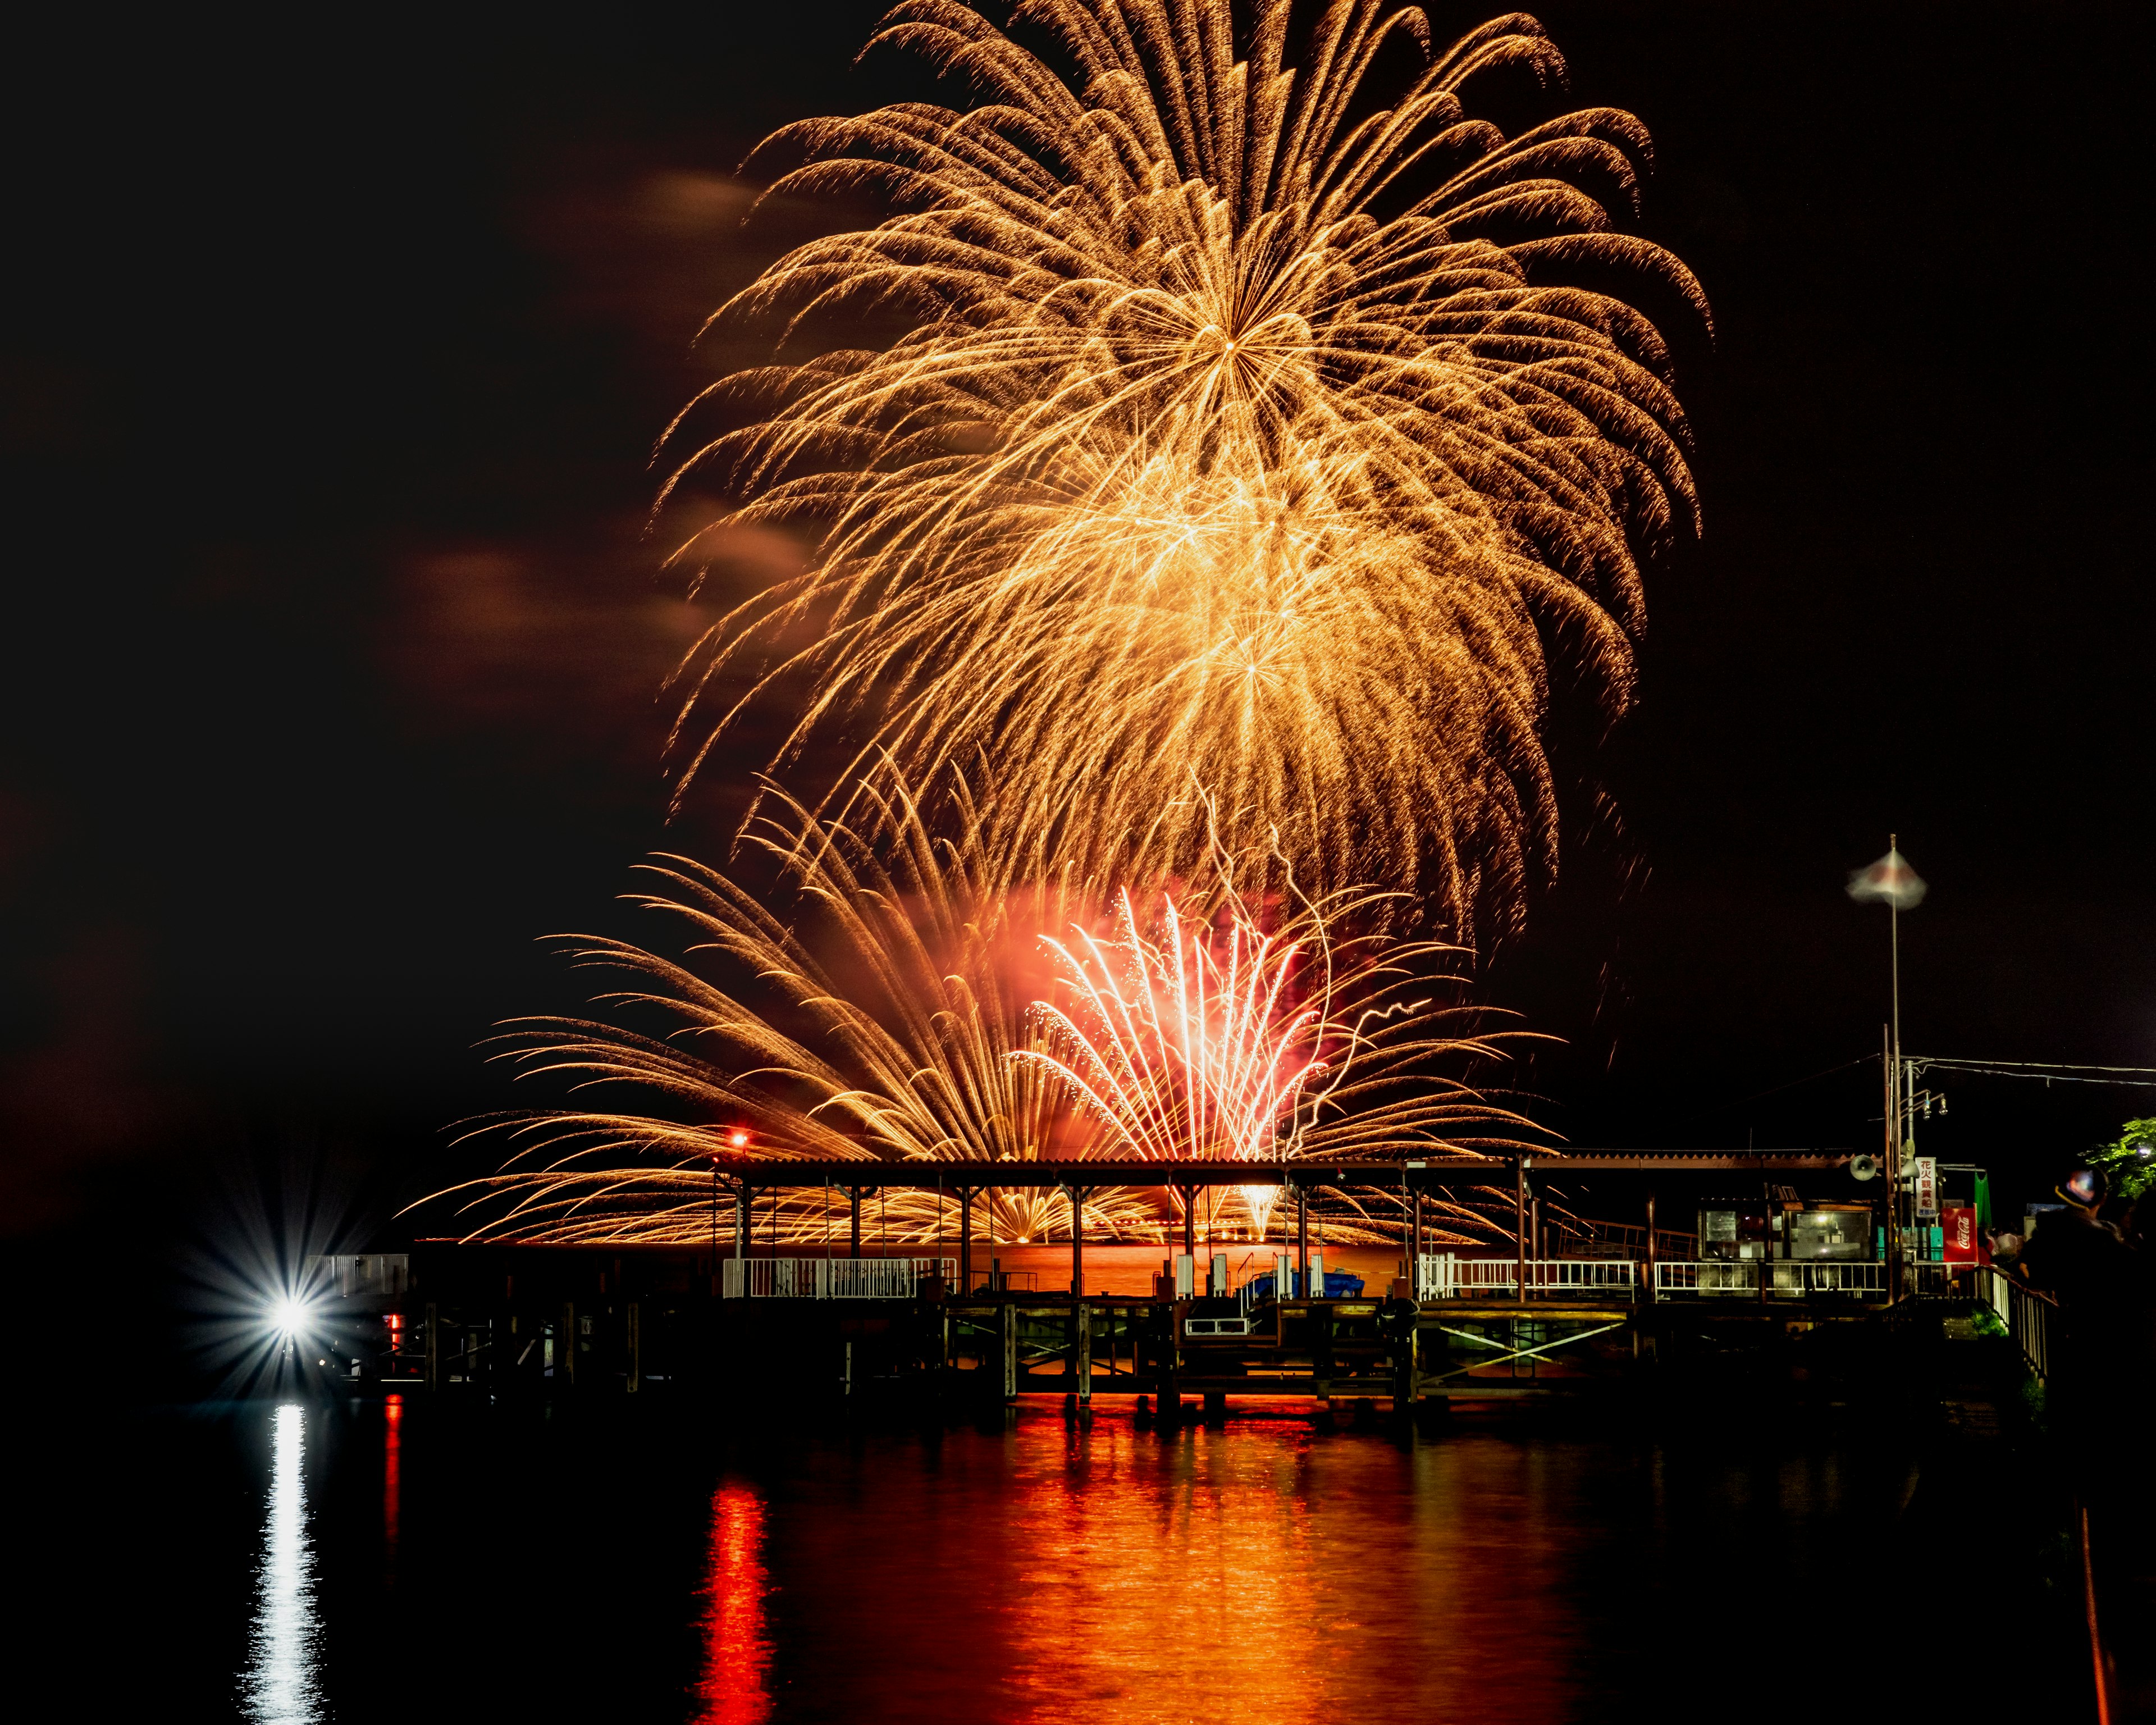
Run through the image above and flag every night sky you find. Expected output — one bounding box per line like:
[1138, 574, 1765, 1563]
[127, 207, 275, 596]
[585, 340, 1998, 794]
[6, 2, 2153, 1272]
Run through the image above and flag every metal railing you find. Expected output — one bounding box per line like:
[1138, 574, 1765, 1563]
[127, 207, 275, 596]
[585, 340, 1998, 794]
[1904, 1260, 1957, 1297]
[721, 1257, 956, 1299]
[1973, 1263, 2054, 1380]
[1416, 1255, 1639, 1300]
[1651, 1260, 1893, 1299]
[306, 1253, 410, 1300]
[1547, 1220, 1699, 1261]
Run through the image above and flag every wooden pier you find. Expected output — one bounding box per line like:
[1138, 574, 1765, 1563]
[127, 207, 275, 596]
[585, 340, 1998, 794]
[307, 1151, 1998, 1413]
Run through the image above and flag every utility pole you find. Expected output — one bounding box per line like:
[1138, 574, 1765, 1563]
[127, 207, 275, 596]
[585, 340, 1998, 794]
[1890, 830, 1904, 1295]
[1883, 1024, 1900, 1300]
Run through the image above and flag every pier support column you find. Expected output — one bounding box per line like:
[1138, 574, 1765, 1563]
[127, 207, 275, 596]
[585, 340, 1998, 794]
[1390, 1303, 1419, 1416]
[1181, 1185, 1195, 1262]
[1296, 1184, 1310, 1294]
[1157, 1308, 1181, 1425]
[625, 1302, 641, 1394]
[849, 1186, 864, 1259]
[957, 1185, 979, 1294]
[1645, 1189, 1658, 1303]
[1001, 1300, 1018, 1402]
[424, 1302, 439, 1393]
[1076, 1299, 1091, 1405]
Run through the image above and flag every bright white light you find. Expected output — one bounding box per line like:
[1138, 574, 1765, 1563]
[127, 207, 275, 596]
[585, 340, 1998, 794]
[242, 1404, 325, 1722]
[272, 1298, 309, 1337]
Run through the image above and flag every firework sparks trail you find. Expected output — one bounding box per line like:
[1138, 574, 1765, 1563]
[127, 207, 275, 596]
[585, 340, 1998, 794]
[665, 1, 1705, 933]
[433, 774, 1136, 1245]
[428, 770, 1537, 1247]
[1024, 864, 1529, 1238]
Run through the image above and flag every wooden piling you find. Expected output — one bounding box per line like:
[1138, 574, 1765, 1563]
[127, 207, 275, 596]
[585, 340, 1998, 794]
[1076, 1299, 1091, 1404]
[424, 1301, 439, 1392]
[1645, 1189, 1659, 1303]
[626, 1301, 641, 1394]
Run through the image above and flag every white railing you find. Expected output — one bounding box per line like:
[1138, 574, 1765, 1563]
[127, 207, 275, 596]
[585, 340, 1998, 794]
[1651, 1260, 1894, 1298]
[1904, 1260, 1956, 1296]
[1548, 1221, 1699, 1261]
[720, 1257, 956, 1299]
[1973, 1264, 2054, 1380]
[305, 1253, 410, 1299]
[1415, 1255, 1638, 1300]
[1976, 1262, 2012, 1325]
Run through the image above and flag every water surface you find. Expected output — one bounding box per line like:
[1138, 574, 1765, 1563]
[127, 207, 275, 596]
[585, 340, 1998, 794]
[25, 1391, 2073, 1722]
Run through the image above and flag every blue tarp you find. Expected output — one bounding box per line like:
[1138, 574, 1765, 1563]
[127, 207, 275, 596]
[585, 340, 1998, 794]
[1245, 1270, 1365, 1302]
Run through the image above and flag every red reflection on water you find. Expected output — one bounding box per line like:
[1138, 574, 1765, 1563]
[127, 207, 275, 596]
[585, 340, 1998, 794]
[694, 1483, 773, 1724]
[382, 1395, 402, 1567]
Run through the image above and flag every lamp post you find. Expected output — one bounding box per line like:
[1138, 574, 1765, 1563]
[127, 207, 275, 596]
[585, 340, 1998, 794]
[1849, 839, 1926, 1297]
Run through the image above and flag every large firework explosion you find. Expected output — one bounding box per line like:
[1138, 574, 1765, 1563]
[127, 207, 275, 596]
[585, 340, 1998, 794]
[437, 773, 1531, 1247]
[666, 0, 1703, 935]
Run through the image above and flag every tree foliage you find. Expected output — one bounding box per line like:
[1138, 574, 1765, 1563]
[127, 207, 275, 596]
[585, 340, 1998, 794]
[2092, 1116, 2156, 1201]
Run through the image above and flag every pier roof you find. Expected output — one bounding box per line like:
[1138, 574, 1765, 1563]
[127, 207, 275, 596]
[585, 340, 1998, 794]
[674, 1151, 1852, 1187]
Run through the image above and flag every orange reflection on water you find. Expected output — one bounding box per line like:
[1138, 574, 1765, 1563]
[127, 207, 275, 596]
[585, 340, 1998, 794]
[991, 1409, 1589, 1722]
[999, 1413, 1325, 1721]
[695, 1483, 773, 1724]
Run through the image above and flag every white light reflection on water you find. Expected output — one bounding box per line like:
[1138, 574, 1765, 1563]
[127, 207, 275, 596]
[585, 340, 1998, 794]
[241, 1404, 325, 1723]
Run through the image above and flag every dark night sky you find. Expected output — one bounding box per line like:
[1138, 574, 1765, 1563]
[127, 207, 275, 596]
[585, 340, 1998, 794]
[4, 2, 2153, 1258]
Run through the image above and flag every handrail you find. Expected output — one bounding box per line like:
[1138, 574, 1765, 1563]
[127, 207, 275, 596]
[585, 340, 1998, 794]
[1547, 1220, 1698, 1260]
[721, 1257, 956, 1299]
[1415, 1255, 1638, 1300]
[1972, 1263, 2054, 1380]
[1652, 1260, 1890, 1299]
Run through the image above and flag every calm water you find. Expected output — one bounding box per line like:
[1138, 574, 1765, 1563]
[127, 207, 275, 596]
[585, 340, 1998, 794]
[24, 1385, 2082, 1723]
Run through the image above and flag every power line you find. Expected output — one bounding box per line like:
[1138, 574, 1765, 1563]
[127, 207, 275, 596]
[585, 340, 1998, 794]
[1912, 1056, 2156, 1075]
[1912, 1057, 2156, 1089]
[1728, 1055, 1878, 1107]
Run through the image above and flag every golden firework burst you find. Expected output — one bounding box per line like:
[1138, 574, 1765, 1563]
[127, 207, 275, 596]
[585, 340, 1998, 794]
[667, 1, 1705, 934]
